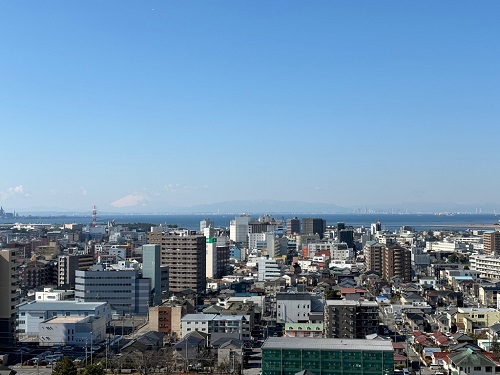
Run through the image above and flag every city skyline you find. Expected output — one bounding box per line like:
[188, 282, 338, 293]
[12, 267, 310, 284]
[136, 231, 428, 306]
[1, 1, 499, 213]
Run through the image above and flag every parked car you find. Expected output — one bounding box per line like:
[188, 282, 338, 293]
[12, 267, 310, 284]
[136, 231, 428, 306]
[63, 346, 74, 351]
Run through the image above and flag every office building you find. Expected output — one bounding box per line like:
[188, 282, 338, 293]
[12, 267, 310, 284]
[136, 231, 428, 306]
[200, 219, 213, 233]
[230, 215, 250, 244]
[301, 218, 326, 239]
[339, 229, 355, 249]
[75, 268, 150, 315]
[39, 315, 106, 347]
[22, 260, 55, 289]
[0, 249, 19, 347]
[323, 300, 379, 339]
[147, 230, 206, 295]
[17, 300, 110, 340]
[261, 337, 394, 375]
[142, 244, 169, 306]
[286, 217, 300, 236]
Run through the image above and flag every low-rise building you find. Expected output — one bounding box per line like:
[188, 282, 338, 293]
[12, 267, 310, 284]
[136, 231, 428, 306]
[261, 337, 394, 375]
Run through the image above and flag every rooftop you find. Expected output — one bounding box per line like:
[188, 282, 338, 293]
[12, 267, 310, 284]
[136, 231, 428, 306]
[262, 337, 394, 351]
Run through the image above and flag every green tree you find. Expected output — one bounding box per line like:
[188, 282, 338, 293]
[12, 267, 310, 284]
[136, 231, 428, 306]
[492, 335, 500, 361]
[52, 357, 77, 375]
[324, 289, 342, 300]
[80, 364, 105, 375]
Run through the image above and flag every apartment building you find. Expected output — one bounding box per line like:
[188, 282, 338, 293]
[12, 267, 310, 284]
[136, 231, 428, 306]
[323, 300, 379, 339]
[483, 231, 500, 255]
[147, 230, 206, 295]
[261, 337, 394, 375]
[0, 249, 19, 347]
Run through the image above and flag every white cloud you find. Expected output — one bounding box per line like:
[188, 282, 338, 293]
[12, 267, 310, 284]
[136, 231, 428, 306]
[0, 185, 25, 200]
[81, 188, 88, 196]
[165, 184, 208, 192]
[111, 193, 146, 208]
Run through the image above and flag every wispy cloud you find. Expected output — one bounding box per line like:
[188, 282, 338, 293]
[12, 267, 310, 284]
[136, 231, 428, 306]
[165, 184, 208, 192]
[111, 193, 147, 208]
[0, 185, 26, 200]
[81, 187, 88, 196]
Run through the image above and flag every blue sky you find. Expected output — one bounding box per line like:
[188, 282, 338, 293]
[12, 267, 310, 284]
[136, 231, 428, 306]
[1, 1, 499, 213]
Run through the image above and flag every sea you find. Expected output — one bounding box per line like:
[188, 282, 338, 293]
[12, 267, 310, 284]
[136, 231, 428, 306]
[1, 213, 499, 232]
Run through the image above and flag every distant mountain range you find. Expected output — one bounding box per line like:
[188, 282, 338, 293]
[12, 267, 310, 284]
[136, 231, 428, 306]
[11, 199, 500, 216]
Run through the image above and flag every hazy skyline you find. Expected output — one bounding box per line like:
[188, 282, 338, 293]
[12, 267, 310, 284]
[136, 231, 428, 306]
[1, 2, 499, 213]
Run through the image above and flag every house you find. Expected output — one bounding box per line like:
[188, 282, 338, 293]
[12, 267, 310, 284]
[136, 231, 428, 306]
[446, 348, 496, 375]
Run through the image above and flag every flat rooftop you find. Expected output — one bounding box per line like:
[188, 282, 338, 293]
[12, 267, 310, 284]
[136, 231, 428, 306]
[262, 337, 394, 352]
[48, 316, 87, 324]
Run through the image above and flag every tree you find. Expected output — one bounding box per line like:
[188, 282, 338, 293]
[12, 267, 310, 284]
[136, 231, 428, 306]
[52, 357, 77, 375]
[492, 334, 500, 361]
[324, 289, 342, 300]
[80, 364, 105, 375]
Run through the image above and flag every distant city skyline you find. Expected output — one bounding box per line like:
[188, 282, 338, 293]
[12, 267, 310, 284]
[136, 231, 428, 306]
[1, 2, 499, 213]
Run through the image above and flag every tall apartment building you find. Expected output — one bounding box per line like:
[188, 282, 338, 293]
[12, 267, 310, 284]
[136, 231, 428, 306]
[364, 242, 411, 282]
[0, 249, 19, 347]
[142, 244, 169, 306]
[382, 244, 412, 282]
[301, 218, 326, 239]
[58, 254, 94, 288]
[364, 241, 384, 276]
[147, 230, 206, 295]
[323, 300, 379, 339]
[483, 231, 500, 255]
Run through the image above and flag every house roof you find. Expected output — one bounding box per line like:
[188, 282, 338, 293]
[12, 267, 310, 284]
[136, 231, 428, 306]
[448, 348, 495, 367]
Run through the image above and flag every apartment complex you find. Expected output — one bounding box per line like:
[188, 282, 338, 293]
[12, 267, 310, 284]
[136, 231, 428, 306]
[147, 230, 207, 295]
[261, 337, 394, 375]
[483, 231, 500, 255]
[365, 242, 411, 282]
[58, 254, 94, 288]
[323, 300, 379, 339]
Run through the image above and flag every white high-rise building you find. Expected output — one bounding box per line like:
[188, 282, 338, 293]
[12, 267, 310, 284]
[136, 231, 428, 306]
[230, 215, 250, 244]
[257, 257, 282, 281]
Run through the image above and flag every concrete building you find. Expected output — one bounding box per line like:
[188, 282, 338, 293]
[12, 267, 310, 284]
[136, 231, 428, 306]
[276, 292, 322, 324]
[383, 244, 412, 282]
[469, 254, 500, 279]
[21, 260, 55, 289]
[147, 230, 206, 295]
[230, 215, 250, 244]
[365, 243, 411, 282]
[35, 287, 74, 301]
[261, 337, 394, 375]
[286, 217, 300, 236]
[38, 315, 106, 347]
[75, 268, 150, 315]
[301, 218, 326, 239]
[0, 249, 19, 347]
[17, 300, 110, 339]
[323, 300, 379, 339]
[58, 254, 94, 288]
[148, 300, 187, 339]
[257, 257, 282, 281]
[181, 313, 251, 342]
[142, 244, 169, 306]
[483, 231, 500, 255]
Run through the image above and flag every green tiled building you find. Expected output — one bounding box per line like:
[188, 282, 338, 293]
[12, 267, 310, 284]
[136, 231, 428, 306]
[262, 337, 394, 375]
